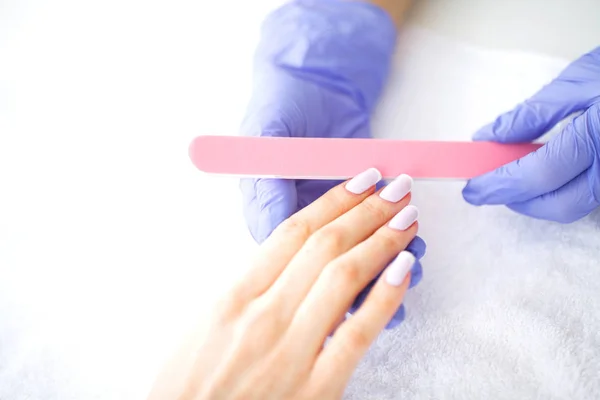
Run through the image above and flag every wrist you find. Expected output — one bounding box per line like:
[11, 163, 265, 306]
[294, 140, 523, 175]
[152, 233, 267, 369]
[257, 0, 398, 111]
[363, 0, 414, 27]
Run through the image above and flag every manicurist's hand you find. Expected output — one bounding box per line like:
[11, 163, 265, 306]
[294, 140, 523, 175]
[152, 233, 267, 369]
[149, 169, 421, 400]
[463, 47, 600, 223]
[239, 0, 423, 328]
[240, 0, 412, 242]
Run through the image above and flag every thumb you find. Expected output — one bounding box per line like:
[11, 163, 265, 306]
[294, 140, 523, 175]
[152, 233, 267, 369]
[239, 101, 301, 243]
[473, 48, 600, 143]
[463, 104, 599, 206]
[240, 178, 297, 244]
[240, 104, 298, 243]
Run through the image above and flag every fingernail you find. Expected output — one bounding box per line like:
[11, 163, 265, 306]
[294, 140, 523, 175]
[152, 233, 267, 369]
[386, 251, 415, 286]
[380, 174, 412, 202]
[389, 205, 419, 230]
[345, 168, 382, 194]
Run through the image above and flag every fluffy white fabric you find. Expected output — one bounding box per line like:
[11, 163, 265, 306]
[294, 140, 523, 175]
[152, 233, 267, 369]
[346, 28, 600, 400]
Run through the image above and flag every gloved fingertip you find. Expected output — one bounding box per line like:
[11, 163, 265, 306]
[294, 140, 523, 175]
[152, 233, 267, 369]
[406, 236, 426, 259]
[462, 180, 486, 206]
[472, 122, 496, 142]
[242, 178, 297, 244]
[255, 204, 295, 244]
[408, 259, 423, 289]
[385, 304, 406, 329]
[350, 279, 374, 314]
[254, 218, 278, 244]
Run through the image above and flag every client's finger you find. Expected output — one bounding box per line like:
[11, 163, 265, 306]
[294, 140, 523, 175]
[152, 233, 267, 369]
[265, 175, 414, 319]
[314, 251, 414, 390]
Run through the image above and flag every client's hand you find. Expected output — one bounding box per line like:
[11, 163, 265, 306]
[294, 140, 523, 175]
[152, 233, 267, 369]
[148, 169, 420, 400]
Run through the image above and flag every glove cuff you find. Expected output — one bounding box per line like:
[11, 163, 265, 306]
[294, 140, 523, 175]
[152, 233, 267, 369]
[256, 0, 398, 112]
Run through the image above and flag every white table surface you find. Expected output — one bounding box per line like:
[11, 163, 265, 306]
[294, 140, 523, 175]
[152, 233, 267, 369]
[408, 0, 600, 59]
[1, 1, 599, 399]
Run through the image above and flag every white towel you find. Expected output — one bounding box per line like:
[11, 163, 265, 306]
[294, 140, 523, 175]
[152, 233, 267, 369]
[345, 28, 600, 400]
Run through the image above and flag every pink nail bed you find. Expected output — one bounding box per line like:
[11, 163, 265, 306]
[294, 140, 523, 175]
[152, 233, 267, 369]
[345, 168, 382, 194]
[386, 251, 415, 286]
[389, 205, 419, 231]
[380, 174, 412, 202]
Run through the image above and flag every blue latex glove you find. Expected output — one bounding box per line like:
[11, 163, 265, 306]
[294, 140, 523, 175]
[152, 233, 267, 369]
[463, 48, 600, 223]
[238, 0, 425, 327]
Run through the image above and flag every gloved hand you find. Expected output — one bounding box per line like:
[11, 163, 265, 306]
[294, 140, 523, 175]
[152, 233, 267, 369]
[238, 0, 425, 327]
[463, 48, 600, 223]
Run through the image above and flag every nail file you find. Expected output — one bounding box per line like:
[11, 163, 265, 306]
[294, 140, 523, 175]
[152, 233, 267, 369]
[188, 136, 543, 180]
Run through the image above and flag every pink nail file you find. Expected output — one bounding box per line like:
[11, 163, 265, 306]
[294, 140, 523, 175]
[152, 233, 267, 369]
[188, 136, 543, 180]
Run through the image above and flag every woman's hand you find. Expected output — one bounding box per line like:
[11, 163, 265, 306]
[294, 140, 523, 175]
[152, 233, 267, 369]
[149, 168, 420, 400]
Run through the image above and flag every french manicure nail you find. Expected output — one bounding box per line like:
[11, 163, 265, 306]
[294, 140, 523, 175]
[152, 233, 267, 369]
[389, 205, 419, 231]
[386, 251, 415, 286]
[345, 168, 382, 194]
[380, 174, 412, 202]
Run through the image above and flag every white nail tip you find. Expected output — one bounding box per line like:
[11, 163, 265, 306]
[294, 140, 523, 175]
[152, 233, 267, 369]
[380, 174, 413, 202]
[389, 205, 419, 231]
[386, 251, 415, 287]
[345, 168, 382, 194]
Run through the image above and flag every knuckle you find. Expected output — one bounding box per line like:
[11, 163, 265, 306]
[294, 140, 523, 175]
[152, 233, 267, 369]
[324, 186, 347, 209]
[274, 216, 311, 241]
[327, 259, 362, 287]
[362, 197, 389, 222]
[308, 227, 346, 254]
[242, 300, 268, 323]
[213, 291, 245, 323]
[239, 301, 276, 335]
[371, 291, 399, 312]
[341, 323, 371, 351]
[377, 229, 403, 251]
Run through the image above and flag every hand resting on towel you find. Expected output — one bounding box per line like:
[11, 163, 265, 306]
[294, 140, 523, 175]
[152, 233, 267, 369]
[148, 168, 424, 400]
